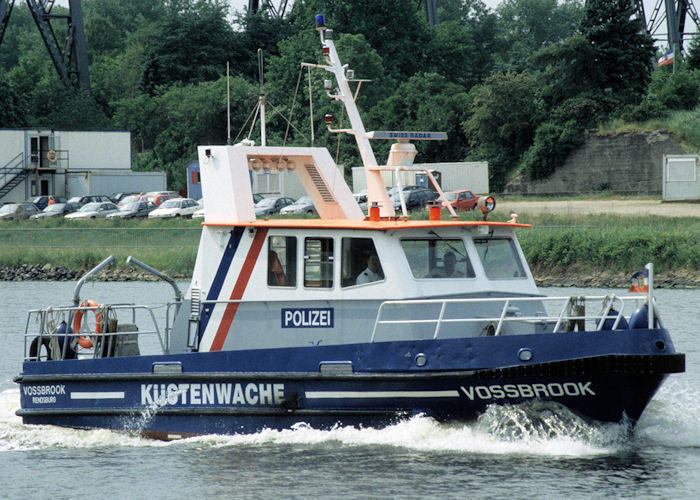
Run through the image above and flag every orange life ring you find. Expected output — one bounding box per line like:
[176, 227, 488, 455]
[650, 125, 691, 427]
[72, 299, 104, 349]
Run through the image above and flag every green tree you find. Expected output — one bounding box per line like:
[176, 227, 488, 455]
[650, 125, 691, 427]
[229, 11, 294, 80]
[429, 0, 500, 86]
[0, 2, 37, 72]
[83, 0, 166, 57]
[580, 0, 654, 105]
[288, 0, 431, 81]
[464, 71, 541, 190]
[0, 78, 28, 127]
[372, 73, 471, 163]
[686, 36, 700, 71]
[27, 85, 113, 129]
[496, 0, 584, 71]
[141, 0, 236, 93]
[115, 77, 257, 190]
[532, 34, 602, 110]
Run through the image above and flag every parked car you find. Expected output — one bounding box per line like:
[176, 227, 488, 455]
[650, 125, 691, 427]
[254, 196, 295, 216]
[391, 188, 438, 211]
[192, 199, 205, 219]
[109, 192, 139, 204]
[67, 195, 113, 207]
[0, 202, 40, 220]
[29, 196, 67, 210]
[442, 190, 480, 211]
[65, 201, 119, 219]
[387, 185, 423, 198]
[280, 195, 316, 215]
[106, 201, 155, 219]
[144, 191, 181, 206]
[117, 194, 144, 207]
[148, 197, 200, 219]
[30, 202, 80, 219]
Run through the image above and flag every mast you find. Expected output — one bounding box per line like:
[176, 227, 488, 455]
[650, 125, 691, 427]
[312, 15, 395, 217]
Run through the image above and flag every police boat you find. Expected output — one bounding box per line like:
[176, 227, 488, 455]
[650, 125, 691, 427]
[15, 16, 684, 439]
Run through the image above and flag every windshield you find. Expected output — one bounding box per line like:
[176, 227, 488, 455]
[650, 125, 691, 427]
[293, 196, 311, 205]
[160, 199, 180, 209]
[120, 202, 139, 211]
[474, 238, 526, 279]
[256, 198, 276, 207]
[44, 204, 64, 213]
[120, 195, 140, 205]
[80, 202, 101, 212]
[401, 238, 475, 279]
[445, 192, 458, 201]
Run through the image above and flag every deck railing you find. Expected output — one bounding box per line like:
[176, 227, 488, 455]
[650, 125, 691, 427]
[370, 293, 657, 342]
[23, 303, 169, 361]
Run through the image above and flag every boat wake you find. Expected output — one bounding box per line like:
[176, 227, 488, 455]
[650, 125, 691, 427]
[0, 387, 653, 457]
[181, 403, 628, 457]
[0, 389, 167, 451]
[634, 378, 700, 449]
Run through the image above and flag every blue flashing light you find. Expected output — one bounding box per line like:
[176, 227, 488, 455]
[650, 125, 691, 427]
[315, 14, 326, 31]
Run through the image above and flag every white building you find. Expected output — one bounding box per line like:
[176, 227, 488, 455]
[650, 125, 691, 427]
[352, 161, 489, 194]
[0, 128, 165, 203]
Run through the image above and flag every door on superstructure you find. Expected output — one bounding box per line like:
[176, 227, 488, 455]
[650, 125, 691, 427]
[28, 135, 51, 169]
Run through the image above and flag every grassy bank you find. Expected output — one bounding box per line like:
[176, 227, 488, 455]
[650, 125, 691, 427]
[513, 213, 700, 275]
[1, 212, 698, 281]
[0, 218, 201, 277]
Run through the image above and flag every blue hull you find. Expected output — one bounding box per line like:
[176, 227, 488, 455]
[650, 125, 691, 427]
[16, 329, 685, 438]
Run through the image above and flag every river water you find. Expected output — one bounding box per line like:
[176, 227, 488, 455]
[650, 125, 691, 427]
[1, 281, 698, 499]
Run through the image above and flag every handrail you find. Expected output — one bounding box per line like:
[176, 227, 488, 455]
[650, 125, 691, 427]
[0, 152, 26, 198]
[23, 303, 169, 361]
[370, 294, 651, 342]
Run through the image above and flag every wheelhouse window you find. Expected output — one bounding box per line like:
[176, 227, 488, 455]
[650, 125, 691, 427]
[341, 238, 384, 287]
[268, 236, 297, 287]
[474, 238, 526, 279]
[304, 237, 334, 288]
[400, 239, 475, 279]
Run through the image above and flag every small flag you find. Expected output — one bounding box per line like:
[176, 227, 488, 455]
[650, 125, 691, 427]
[658, 50, 674, 67]
[629, 269, 649, 293]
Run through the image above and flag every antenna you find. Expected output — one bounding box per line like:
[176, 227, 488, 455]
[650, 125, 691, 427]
[258, 48, 266, 147]
[227, 61, 231, 145]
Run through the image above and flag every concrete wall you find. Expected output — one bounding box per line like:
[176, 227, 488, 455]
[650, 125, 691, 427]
[505, 130, 685, 195]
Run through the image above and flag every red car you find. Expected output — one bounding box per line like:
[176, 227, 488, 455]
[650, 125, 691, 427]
[442, 190, 480, 210]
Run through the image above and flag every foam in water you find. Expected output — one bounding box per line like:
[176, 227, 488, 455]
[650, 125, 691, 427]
[635, 377, 700, 448]
[0, 389, 165, 451]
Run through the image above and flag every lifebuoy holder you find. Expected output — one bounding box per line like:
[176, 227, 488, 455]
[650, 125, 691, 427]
[72, 299, 104, 349]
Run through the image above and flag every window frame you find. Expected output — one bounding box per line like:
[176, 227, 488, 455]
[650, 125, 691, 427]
[400, 237, 475, 280]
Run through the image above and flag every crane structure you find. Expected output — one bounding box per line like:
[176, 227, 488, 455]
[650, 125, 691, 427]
[246, 0, 289, 18]
[0, 0, 89, 91]
[642, 0, 700, 53]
